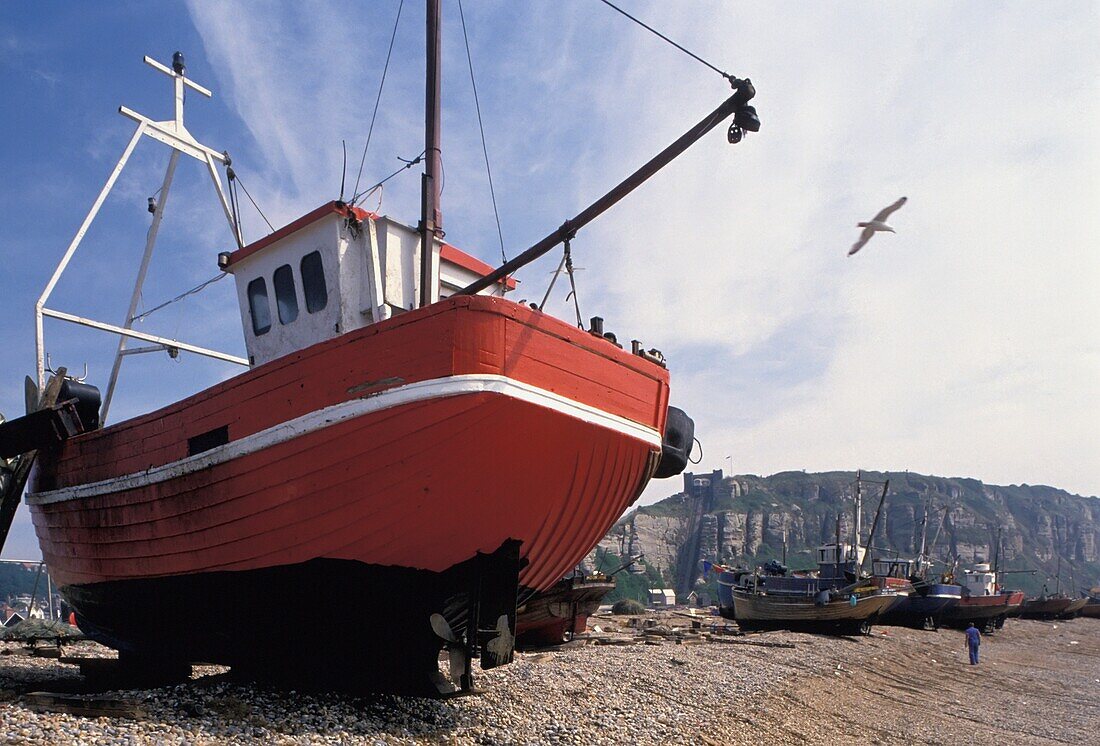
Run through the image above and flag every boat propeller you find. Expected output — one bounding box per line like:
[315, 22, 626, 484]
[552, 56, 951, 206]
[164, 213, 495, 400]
[429, 613, 469, 688]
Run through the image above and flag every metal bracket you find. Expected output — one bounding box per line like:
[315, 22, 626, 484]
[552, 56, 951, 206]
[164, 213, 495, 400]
[34, 53, 247, 420]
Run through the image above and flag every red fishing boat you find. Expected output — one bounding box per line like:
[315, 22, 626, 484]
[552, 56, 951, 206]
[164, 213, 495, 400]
[0, 4, 761, 694]
[941, 563, 1024, 631]
[515, 573, 616, 647]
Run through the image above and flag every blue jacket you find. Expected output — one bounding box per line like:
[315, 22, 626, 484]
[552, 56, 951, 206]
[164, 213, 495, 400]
[966, 627, 981, 647]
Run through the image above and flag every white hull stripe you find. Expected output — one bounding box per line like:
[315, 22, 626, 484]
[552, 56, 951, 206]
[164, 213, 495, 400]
[27, 373, 663, 506]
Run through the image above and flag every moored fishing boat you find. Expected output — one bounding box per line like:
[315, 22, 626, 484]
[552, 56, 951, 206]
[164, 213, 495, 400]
[719, 473, 899, 634]
[1081, 590, 1100, 619]
[0, 4, 765, 694]
[875, 557, 961, 630]
[876, 504, 961, 629]
[728, 551, 898, 635]
[515, 572, 616, 647]
[1057, 596, 1088, 619]
[941, 563, 1024, 632]
[1019, 595, 1076, 620]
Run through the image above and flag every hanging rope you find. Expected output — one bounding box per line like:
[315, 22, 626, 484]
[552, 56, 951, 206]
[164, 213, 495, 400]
[597, 0, 735, 83]
[458, 0, 507, 264]
[352, 0, 405, 202]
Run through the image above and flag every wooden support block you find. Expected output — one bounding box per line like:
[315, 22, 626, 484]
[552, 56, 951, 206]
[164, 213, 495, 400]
[22, 691, 145, 719]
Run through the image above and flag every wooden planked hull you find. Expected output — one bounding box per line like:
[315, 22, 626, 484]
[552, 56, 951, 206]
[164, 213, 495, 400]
[731, 589, 897, 632]
[25, 296, 671, 679]
[1058, 597, 1089, 618]
[515, 577, 616, 646]
[1019, 596, 1075, 619]
[943, 590, 1024, 625]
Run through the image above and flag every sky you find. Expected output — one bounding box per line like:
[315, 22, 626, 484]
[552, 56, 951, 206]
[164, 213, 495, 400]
[1, 1, 1097, 559]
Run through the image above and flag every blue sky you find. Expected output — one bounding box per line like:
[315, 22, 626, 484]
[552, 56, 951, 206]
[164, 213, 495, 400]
[2, 2, 1097, 558]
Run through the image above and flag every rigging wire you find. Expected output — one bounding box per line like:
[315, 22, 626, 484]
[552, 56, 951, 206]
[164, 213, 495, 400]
[596, 0, 735, 82]
[351, 0, 406, 203]
[227, 175, 242, 239]
[563, 239, 584, 328]
[458, 0, 507, 263]
[130, 273, 230, 323]
[351, 150, 426, 205]
[232, 171, 275, 233]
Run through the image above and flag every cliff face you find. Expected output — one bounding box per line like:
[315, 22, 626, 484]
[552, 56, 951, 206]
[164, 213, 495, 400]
[590, 471, 1100, 599]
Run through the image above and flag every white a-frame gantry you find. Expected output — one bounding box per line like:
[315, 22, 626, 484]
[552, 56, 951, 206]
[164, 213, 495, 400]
[35, 53, 250, 423]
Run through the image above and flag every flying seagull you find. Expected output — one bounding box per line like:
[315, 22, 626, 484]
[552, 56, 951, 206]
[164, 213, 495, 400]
[848, 196, 907, 256]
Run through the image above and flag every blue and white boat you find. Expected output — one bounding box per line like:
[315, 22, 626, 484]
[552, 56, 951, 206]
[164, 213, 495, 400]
[875, 557, 961, 629]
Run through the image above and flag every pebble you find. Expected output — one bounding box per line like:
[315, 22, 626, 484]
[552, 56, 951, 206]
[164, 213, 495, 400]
[2, 617, 1097, 744]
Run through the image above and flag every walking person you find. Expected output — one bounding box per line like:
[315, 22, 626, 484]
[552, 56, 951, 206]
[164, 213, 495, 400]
[965, 622, 981, 665]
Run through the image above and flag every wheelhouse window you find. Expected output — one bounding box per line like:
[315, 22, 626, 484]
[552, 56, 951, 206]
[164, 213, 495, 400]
[300, 250, 328, 313]
[273, 264, 299, 324]
[247, 277, 271, 335]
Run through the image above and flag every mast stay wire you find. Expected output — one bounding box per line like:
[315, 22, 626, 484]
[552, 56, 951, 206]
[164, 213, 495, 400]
[232, 170, 275, 233]
[458, 0, 507, 264]
[351, 150, 425, 206]
[130, 273, 230, 324]
[596, 0, 737, 83]
[563, 239, 584, 328]
[351, 0, 406, 203]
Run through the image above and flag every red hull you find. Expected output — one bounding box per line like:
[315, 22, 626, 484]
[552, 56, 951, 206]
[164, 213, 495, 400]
[944, 590, 1024, 622]
[28, 296, 669, 595]
[515, 578, 616, 646]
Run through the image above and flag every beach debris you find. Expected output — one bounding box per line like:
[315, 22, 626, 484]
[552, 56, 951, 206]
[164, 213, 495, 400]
[0, 619, 84, 642]
[22, 691, 145, 719]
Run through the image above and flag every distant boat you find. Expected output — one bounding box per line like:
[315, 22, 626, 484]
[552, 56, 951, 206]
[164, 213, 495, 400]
[875, 503, 961, 630]
[515, 573, 616, 647]
[1019, 594, 1076, 620]
[941, 563, 1024, 631]
[1080, 589, 1100, 619]
[718, 472, 899, 634]
[724, 549, 899, 635]
[1058, 596, 1089, 619]
[875, 557, 961, 630]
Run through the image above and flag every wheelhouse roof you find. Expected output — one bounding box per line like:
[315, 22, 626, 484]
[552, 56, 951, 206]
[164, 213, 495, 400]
[223, 200, 516, 289]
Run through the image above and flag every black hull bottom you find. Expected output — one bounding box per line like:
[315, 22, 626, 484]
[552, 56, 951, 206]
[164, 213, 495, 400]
[880, 596, 959, 629]
[61, 542, 522, 696]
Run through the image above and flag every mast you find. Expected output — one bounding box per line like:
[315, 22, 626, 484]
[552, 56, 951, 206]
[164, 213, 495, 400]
[853, 471, 863, 561]
[993, 528, 1002, 589]
[419, 0, 443, 308]
[834, 513, 841, 579]
[916, 500, 931, 576]
[917, 501, 930, 560]
[859, 478, 889, 576]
